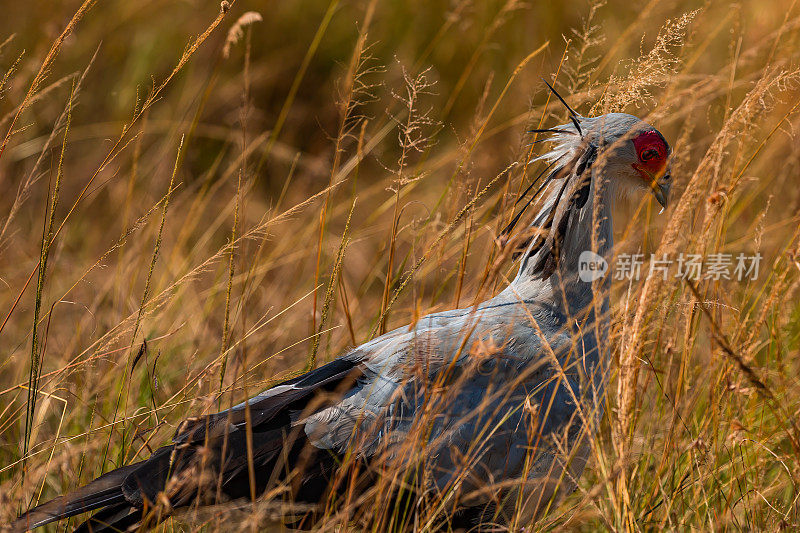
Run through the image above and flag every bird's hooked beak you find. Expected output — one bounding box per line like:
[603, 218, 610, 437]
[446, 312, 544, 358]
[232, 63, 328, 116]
[651, 171, 670, 211]
[634, 162, 670, 212]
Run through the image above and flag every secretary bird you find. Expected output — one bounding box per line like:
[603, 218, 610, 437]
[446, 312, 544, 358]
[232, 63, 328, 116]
[15, 96, 671, 532]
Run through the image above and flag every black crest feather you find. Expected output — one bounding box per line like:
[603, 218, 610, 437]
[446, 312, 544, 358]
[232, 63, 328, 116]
[541, 77, 583, 136]
[528, 142, 597, 279]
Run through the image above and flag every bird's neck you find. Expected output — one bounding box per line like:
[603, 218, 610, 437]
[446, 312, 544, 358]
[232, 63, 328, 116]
[505, 173, 615, 316]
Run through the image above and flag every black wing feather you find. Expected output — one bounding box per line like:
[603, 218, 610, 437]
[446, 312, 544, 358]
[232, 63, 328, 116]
[14, 357, 364, 532]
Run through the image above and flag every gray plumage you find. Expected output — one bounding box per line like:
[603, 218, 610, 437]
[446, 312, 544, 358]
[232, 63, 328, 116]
[15, 112, 671, 531]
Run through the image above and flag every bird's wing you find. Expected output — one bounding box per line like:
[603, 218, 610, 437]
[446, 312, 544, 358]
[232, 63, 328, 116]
[172, 355, 366, 446]
[300, 304, 560, 455]
[169, 299, 567, 496]
[299, 302, 589, 505]
[12, 355, 372, 531]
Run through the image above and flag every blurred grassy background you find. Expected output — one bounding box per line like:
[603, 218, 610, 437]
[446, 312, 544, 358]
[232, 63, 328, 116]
[1, 0, 799, 530]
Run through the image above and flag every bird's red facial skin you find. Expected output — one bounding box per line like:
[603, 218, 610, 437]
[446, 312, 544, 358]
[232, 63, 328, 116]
[631, 130, 668, 182]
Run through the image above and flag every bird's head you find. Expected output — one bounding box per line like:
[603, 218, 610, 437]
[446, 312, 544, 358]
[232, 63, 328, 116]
[536, 112, 672, 210]
[503, 84, 673, 280]
[583, 113, 671, 209]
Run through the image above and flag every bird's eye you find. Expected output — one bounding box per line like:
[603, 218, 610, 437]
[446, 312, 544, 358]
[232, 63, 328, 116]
[641, 148, 660, 161]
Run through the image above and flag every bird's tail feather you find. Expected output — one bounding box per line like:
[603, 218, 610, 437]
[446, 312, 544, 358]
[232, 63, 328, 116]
[72, 503, 142, 533]
[12, 462, 141, 532]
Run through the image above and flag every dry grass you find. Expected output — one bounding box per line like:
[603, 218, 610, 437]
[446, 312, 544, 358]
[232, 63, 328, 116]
[1, 0, 799, 530]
